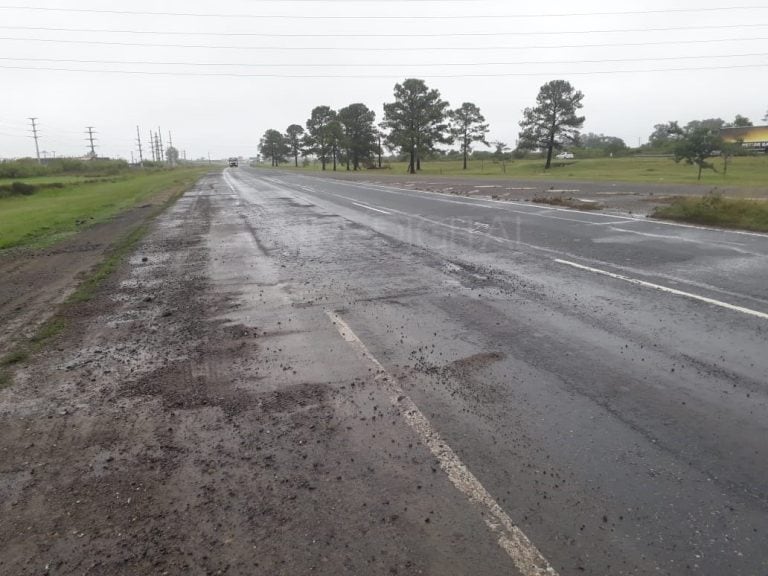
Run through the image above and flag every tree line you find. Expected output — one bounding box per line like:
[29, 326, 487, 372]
[644, 114, 766, 180]
[259, 78, 587, 173]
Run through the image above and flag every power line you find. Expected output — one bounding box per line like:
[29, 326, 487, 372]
[2, 23, 767, 37]
[1, 52, 767, 69]
[0, 4, 765, 19]
[1, 62, 766, 79]
[2, 35, 767, 52]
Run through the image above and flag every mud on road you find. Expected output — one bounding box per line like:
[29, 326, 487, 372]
[0, 176, 515, 575]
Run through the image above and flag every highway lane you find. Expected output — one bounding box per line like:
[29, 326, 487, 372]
[223, 167, 768, 575]
[252, 168, 768, 310]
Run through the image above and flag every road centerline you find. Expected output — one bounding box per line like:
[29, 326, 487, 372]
[554, 258, 768, 320]
[351, 200, 391, 214]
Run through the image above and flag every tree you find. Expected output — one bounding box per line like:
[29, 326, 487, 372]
[285, 124, 305, 167]
[648, 121, 682, 149]
[449, 102, 489, 170]
[338, 103, 377, 171]
[673, 125, 723, 181]
[763, 109, 768, 122]
[165, 146, 179, 165]
[259, 129, 289, 167]
[580, 133, 628, 156]
[305, 106, 337, 170]
[517, 79, 585, 169]
[726, 114, 753, 128]
[491, 141, 510, 160]
[326, 120, 344, 171]
[381, 78, 450, 174]
[685, 118, 725, 132]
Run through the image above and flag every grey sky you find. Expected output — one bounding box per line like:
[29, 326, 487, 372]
[1, 0, 767, 160]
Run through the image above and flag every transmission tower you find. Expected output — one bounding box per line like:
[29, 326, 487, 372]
[157, 127, 165, 163]
[28, 117, 41, 163]
[136, 126, 144, 165]
[85, 126, 97, 158]
[148, 131, 156, 162]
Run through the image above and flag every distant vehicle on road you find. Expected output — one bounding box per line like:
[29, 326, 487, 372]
[228, 157, 239, 167]
[556, 152, 575, 159]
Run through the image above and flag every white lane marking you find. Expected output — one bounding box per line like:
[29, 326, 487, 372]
[554, 259, 768, 320]
[326, 310, 558, 576]
[235, 172, 768, 319]
[290, 172, 768, 238]
[351, 201, 391, 215]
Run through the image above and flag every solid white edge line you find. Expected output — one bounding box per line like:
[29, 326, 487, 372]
[555, 259, 768, 320]
[326, 310, 558, 576]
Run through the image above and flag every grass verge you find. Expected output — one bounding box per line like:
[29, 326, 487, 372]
[652, 195, 768, 232]
[0, 167, 207, 250]
[0, 168, 208, 388]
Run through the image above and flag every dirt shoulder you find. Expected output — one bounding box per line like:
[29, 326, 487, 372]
[0, 173, 209, 358]
[279, 169, 768, 217]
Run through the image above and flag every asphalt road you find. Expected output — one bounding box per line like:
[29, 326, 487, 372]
[221, 167, 767, 575]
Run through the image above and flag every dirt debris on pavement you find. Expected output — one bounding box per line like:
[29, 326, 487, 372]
[0, 176, 513, 575]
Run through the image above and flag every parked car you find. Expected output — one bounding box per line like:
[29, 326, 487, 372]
[555, 152, 575, 159]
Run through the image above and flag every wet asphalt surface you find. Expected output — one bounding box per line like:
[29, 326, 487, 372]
[3, 167, 766, 576]
[224, 167, 768, 575]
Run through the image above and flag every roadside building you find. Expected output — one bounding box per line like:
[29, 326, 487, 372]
[720, 125, 768, 152]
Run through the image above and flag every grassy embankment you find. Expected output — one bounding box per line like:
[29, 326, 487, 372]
[275, 155, 768, 188]
[652, 194, 768, 232]
[0, 166, 209, 385]
[0, 168, 207, 250]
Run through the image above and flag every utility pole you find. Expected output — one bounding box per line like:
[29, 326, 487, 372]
[155, 132, 163, 162]
[167, 131, 175, 166]
[136, 125, 144, 165]
[157, 127, 165, 163]
[85, 126, 97, 158]
[151, 131, 158, 162]
[28, 117, 41, 163]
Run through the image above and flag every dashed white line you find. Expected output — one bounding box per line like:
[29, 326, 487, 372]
[351, 201, 391, 215]
[554, 259, 768, 320]
[326, 310, 558, 576]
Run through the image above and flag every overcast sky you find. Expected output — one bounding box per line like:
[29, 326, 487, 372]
[1, 0, 767, 160]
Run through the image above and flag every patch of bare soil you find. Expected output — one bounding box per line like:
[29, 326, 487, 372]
[0, 187, 184, 356]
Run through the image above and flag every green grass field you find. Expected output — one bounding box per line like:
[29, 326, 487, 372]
[272, 155, 768, 188]
[0, 174, 118, 187]
[0, 168, 207, 250]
